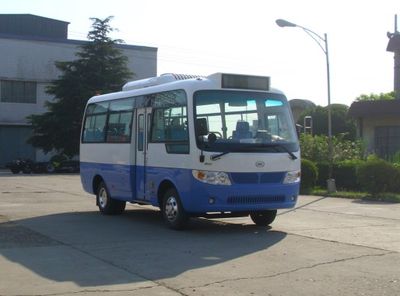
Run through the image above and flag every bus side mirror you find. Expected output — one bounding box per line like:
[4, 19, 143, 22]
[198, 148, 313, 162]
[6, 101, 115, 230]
[195, 118, 209, 136]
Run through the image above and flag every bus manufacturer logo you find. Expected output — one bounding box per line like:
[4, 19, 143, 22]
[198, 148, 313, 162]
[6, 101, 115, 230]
[255, 161, 265, 168]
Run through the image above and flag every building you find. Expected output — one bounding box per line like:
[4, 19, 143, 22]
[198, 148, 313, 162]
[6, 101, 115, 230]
[348, 100, 400, 158]
[0, 14, 157, 167]
[348, 16, 400, 159]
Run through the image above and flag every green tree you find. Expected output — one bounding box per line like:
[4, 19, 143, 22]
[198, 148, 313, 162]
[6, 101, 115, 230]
[297, 104, 356, 140]
[27, 17, 133, 156]
[356, 91, 395, 101]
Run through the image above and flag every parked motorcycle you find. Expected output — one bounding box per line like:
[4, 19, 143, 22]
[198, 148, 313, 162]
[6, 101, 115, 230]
[6, 159, 35, 174]
[5, 158, 79, 174]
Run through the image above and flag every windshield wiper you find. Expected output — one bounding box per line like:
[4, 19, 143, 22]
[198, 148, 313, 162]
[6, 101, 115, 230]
[266, 143, 297, 160]
[232, 143, 297, 160]
[210, 151, 230, 161]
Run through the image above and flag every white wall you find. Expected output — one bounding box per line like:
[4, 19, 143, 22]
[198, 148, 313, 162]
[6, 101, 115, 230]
[0, 36, 157, 164]
[0, 37, 157, 125]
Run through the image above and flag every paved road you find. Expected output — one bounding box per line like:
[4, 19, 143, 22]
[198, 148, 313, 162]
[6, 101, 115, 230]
[0, 172, 399, 295]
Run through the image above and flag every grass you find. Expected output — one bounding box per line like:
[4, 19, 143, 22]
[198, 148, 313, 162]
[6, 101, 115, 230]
[309, 188, 400, 203]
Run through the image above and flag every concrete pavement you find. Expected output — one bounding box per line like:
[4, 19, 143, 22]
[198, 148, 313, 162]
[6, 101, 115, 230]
[0, 172, 399, 295]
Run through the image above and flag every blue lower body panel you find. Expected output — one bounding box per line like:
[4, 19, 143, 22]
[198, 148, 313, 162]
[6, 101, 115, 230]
[180, 178, 299, 214]
[80, 162, 299, 213]
[80, 162, 134, 200]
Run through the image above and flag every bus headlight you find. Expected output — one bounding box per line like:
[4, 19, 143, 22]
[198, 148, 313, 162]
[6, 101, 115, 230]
[192, 170, 232, 186]
[283, 170, 301, 184]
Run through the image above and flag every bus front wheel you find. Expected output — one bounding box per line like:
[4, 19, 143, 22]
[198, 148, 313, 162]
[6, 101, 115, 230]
[162, 188, 189, 230]
[250, 210, 277, 226]
[96, 181, 126, 215]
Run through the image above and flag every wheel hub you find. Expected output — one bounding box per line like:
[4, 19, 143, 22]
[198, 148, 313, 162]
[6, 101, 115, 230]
[98, 188, 107, 208]
[165, 196, 178, 221]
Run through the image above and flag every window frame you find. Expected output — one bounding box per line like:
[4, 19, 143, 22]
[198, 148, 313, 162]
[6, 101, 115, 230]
[81, 90, 189, 153]
[193, 90, 299, 153]
[148, 89, 190, 154]
[82, 110, 109, 143]
[375, 125, 400, 160]
[106, 110, 134, 143]
[81, 98, 134, 144]
[0, 80, 37, 104]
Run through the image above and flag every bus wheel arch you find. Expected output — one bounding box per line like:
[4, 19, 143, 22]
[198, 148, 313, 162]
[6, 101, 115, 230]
[91, 175, 126, 215]
[92, 175, 104, 196]
[157, 180, 176, 209]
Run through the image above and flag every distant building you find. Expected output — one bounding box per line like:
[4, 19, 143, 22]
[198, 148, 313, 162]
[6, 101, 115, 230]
[348, 100, 400, 158]
[348, 16, 400, 159]
[0, 14, 157, 167]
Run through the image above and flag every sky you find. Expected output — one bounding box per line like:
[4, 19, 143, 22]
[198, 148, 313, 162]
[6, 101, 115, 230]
[2, 0, 399, 106]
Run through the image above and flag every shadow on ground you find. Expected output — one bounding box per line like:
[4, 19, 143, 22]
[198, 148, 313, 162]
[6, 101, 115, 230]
[352, 199, 399, 205]
[0, 208, 287, 287]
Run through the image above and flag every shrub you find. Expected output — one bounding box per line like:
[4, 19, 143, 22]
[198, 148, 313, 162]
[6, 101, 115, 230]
[357, 158, 399, 194]
[392, 166, 400, 193]
[335, 159, 364, 191]
[315, 162, 329, 187]
[301, 159, 318, 194]
[390, 150, 400, 165]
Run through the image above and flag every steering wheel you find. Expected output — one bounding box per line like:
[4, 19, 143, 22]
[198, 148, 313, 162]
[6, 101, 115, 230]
[210, 131, 222, 139]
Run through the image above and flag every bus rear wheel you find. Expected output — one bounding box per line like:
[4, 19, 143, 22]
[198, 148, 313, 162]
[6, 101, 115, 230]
[250, 210, 277, 226]
[162, 188, 189, 230]
[96, 181, 126, 215]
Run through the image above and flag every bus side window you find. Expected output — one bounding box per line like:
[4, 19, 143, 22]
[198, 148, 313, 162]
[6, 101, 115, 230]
[150, 109, 166, 141]
[147, 113, 152, 143]
[166, 117, 187, 141]
[138, 114, 144, 151]
[106, 112, 132, 143]
[83, 113, 107, 143]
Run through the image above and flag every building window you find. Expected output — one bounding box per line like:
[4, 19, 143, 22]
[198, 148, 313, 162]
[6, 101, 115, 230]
[0, 80, 37, 103]
[375, 126, 400, 159]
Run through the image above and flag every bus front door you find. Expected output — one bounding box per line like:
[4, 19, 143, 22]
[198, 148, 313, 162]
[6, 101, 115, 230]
[135, 108, 151, 200]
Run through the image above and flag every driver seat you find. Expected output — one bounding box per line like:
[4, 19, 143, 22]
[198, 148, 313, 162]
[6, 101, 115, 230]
[232, 121, 252, 140]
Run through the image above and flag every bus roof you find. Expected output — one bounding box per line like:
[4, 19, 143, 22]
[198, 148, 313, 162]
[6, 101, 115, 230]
[122, 73, 271, 92]
[122, 73, 203, 91]
[88, 73, 285, 104]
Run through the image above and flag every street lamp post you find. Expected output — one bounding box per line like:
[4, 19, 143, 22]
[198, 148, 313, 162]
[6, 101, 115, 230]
[276, 19, 336, 193]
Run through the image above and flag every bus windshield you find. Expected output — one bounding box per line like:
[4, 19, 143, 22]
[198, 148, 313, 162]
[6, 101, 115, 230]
[194, 90, 299, 152]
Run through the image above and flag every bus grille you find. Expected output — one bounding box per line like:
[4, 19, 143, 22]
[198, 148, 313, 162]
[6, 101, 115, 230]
[227, 195, 285, 205]
[230, 172, 285, 184]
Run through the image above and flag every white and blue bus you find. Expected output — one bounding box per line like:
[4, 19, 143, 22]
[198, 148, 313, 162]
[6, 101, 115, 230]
[80, 73, 300, 229]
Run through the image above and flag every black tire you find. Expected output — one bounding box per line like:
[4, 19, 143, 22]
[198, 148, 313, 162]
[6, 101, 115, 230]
[10, 168, 20, 174]
[162, 188, 189, 230]
[96, 181, 126, 215]
[250, 210, 277, 226]
[46, 163, 55, 173]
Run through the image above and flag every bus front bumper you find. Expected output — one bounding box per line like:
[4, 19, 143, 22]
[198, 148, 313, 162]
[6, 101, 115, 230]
[180, 181, 300, 214]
